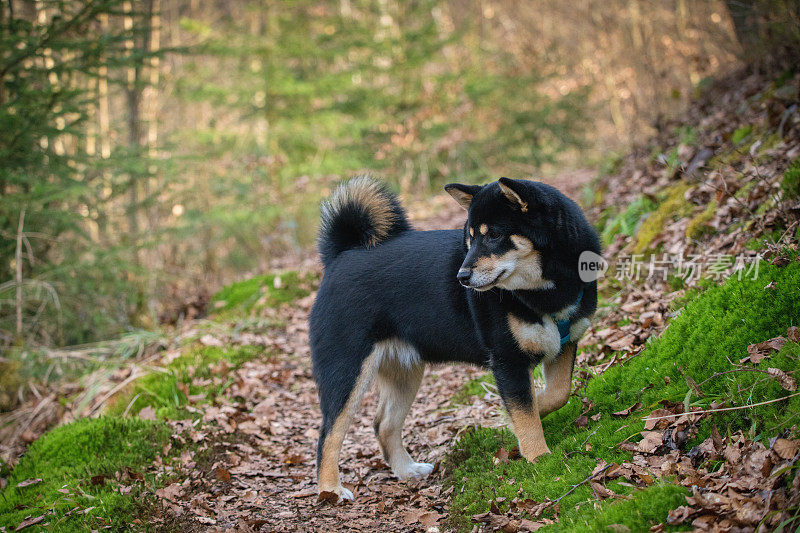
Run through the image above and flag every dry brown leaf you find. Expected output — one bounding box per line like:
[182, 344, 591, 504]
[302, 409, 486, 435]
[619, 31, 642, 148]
[317, 490, 340, 504]
[138, 406, 156, 421]
[419, 511, 442, 527]
[14, 515, 45, 531]
[612, 402, 642, 418]
[519, 519, 545, 532]
[15, 478, 42, 488]
[772, 438, 799, 460]
[215, 467, 231, 482]
[766, 367, 797, 391]
[155, 482, 184, 502]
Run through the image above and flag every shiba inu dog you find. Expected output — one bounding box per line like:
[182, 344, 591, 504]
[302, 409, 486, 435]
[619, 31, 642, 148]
[309, 176, 599, 501]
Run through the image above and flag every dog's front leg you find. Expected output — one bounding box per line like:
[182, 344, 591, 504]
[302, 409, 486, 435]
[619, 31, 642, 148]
[492, 361, 550, 461]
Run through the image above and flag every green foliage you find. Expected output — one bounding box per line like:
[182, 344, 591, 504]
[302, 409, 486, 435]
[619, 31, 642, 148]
[107, 344, 262, 419]
[782, 158, 800, 200]
[0, 1, 162, 347]
[446, 262, 800, 530]
[633, 183, 693, 253]
[598, 195, 658, 246]
[0, 417, 169, 532]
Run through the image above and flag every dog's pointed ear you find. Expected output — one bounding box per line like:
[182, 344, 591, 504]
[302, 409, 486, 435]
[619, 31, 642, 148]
[444, 183, 481, 211]
[498, 177, 528, 213]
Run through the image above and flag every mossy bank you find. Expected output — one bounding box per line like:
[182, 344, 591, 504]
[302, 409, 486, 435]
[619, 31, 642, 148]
[445, 261, 800, 531]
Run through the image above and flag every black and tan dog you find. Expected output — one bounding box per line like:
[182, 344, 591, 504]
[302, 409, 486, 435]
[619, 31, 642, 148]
[309, 176, 599, 501]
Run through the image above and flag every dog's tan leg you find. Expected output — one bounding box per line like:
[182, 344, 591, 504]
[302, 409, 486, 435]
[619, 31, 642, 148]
[537, 342, 577, 417]
[317, 354, 377, 501]
[374, 358, 432, 479]
[507, 388, 551, 461]
[493, 361, 551, 462]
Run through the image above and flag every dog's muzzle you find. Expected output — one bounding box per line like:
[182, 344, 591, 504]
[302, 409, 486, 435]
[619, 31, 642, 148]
[456, 268, 472, 286]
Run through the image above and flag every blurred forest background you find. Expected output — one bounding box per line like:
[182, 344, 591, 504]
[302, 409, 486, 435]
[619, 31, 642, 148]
[1, 0, 798, 349]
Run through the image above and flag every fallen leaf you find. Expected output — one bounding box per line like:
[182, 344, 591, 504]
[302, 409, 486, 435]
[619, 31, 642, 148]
[155, 482, 184, 502]
[317, 490, 339, 504]
[215, 468, 231, 482]
[494, 447, 510, 465]
[16, 478, 42, 489]
[767, 367, 797, 391]
[402, 509, 422, 525]
[15, 515, 45, 531]
[612, 402, 642, 418]
[419, 511, 442, 527]
[200, 334, 224, 347]
[773, 438, 799, 460]
[288, 488, 317, 498]
[138, 406, 156, 421]
[635, 431, 663, 454]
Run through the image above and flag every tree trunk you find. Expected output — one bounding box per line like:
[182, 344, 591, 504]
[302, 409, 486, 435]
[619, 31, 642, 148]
[725, 0, 759, 51]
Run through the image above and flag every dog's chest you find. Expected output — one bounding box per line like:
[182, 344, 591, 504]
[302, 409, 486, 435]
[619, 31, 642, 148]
[506, 314, 561, 360]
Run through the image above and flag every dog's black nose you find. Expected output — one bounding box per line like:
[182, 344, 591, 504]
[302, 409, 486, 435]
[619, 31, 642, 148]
[456, 268, 472, 285]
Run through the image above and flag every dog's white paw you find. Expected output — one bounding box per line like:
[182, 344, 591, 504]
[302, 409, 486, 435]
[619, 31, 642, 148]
[318, 484, 354, 503]
[393, 461, 434, 480]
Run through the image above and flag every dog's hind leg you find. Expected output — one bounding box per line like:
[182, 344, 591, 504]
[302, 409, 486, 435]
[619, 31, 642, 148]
[537, 342, 577, 417]
[316, 350, 378, 502]
[373, 343, 432, 479]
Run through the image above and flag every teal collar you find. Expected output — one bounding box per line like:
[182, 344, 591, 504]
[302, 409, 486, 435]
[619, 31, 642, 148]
[556, 287, 584, 346]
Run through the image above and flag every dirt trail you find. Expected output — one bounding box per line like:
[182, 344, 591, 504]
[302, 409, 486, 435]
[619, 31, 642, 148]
[153, 172, 596, 532]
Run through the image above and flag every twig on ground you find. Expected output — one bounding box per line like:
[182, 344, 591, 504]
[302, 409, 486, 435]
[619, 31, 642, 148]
[555, 463, 611, 503]
[642, 391, 800, 422]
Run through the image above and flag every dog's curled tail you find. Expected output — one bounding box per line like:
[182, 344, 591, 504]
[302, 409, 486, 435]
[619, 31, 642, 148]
[318, 176, 410, 266]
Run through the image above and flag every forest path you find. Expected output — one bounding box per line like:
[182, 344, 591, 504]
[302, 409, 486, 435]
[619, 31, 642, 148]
[161, 171, 595, 532]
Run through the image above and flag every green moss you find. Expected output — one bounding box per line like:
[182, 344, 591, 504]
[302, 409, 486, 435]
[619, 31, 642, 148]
[451, 373, 496, 405]
[107, 344, 262, 419]
[731, 124, 754, 145]
[599, 195, 658, 247]
[633, 183, 693, 253]
[549, 482, 689, 532]
[782, 158, 800, 200]
[685, 199, 717, 241]
[211, 270, 317, 315]
[0, 417, 169, 532]
[446, 262, 800, 531]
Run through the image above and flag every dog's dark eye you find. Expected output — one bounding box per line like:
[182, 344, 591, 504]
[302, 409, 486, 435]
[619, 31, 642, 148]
[487, 229, 502, 240]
